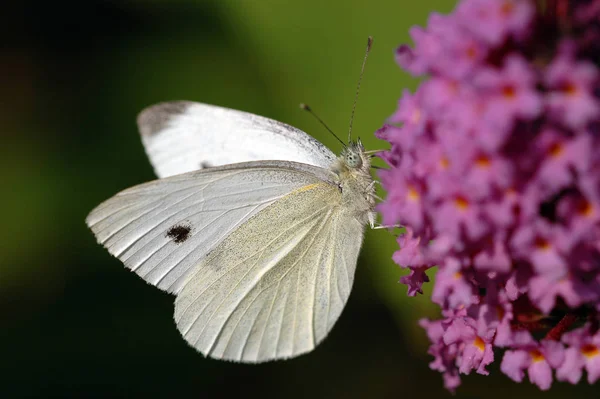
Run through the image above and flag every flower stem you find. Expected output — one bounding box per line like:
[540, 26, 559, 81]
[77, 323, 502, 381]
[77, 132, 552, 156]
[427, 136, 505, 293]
[544, 313, 578, 341]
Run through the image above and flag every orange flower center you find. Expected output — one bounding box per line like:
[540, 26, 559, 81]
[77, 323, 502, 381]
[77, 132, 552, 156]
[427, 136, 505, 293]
[475, 155, 491, 168]
[439, 157, 450, 170]
[534, 237, 551, 251]
[581, 344, 599, 358]
[577, 200, 594, 217]
[549, 142, 564, 158]
[562, 82, 578, 96]
[530, 349, 545, 363]
[407, 186, 420, 202]
[505, 187, 517, 198]
[500, 1, 514, 16]
[474, 336, 486, 351]
[447, 80, 459, 94]
[455, 196, 469, 211]
[502, 85, 516, 98]
[411, 109, 422, 124]
[466, 45, 477, 59]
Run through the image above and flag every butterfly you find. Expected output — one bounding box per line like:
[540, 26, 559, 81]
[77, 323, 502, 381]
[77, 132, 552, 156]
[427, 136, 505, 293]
[86, 38, 378, 363]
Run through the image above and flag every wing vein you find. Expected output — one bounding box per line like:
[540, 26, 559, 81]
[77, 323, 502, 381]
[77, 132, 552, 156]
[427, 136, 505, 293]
[136, 201, 262, 275]
[254, 277, 281, 360]
[154, 203, 263, 290]
[324, 215, 339, 333]
[179, 203, 329, 334]
[98, 169, 250, 241]
[309, 216, 332, 348]
[290, 209, 333, 355]
[220, 276, 280, 359]
[194, 241, 267, 348]
[118, 183, 287, 259]
[100, 188, 198, 247]
[195, 205, 334, 357]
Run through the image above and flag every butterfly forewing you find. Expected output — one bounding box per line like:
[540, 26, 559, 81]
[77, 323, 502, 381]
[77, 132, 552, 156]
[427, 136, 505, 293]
[174, 181, 364, 362]
[86, 161, 336, 294]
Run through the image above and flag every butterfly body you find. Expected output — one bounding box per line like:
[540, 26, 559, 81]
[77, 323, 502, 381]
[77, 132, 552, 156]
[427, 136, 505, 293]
[333, 142, 376, 227]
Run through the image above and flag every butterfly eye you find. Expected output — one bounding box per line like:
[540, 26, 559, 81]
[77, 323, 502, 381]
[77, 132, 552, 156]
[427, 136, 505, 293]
[345, 151, 362, 169]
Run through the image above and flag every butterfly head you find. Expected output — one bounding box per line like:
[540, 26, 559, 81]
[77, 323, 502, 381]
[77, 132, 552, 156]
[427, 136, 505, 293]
[341, 139, 367, 168]
[336, 139, 371, 178]
[343, 146, 362, 169]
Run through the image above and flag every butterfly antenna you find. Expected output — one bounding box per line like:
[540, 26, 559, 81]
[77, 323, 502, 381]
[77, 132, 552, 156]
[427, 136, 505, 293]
[300, 103, 346, 147]
[348, 36, 373, 144]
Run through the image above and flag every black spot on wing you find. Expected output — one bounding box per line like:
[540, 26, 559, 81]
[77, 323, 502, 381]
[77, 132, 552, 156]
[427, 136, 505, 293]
[166, 224, 192, 244]
[137, 101, 194, 137]
[199, 161, 213, 169]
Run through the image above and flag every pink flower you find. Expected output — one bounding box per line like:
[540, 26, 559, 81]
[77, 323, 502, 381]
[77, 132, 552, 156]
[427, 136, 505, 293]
[475, 289, 514, 346]
[557, 176, 600, 240]
[473, 236, 511, 273]
[533, 129, 592, 194]
[419, 77, 463, 113]
[431, 258, 477, 308]
[388, 90, 427, 149]
[396, 13, 451, 76]
[380, 0, 600, 391]
[443, 316, 495, 375]
[528, 273, 587, 314]
[557, 325, 600, 384]
[420, 318, 463, 391]
[463, 151, 514, 199]
[474, 55, 542, 134]
[394, 228, 432, 296]
[510, 220, 571, 280]
[433, 192, 490, 241]
[377, 167, 425, 230]
[500, 340, 565, 390]
[545, 43, 600, 130]
[456, 0, 535, 45]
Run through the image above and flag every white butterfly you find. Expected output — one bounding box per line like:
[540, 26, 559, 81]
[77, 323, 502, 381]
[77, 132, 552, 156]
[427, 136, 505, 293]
[86, 38, 378, 364]
[86, 101, 377, 362]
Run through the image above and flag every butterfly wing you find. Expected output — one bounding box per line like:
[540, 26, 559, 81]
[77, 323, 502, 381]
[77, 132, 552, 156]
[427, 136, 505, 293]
[174, 180, 365, 362]
[137, 102, 337, 178]
[86, 161, 337, 294]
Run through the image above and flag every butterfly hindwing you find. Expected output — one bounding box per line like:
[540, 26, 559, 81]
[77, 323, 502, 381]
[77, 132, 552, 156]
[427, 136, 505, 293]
[174, 181, 365, 362]
[137, 102, 337, 178]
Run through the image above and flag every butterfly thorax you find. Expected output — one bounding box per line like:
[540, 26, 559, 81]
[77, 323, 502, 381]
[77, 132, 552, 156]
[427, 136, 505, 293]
[331, 141, 376, 227]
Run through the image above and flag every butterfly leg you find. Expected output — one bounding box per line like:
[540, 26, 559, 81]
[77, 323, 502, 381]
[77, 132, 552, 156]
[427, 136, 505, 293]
[365, 181, 384, 202]
[372, 223, 404, 230]
[365, 149, 386, 156]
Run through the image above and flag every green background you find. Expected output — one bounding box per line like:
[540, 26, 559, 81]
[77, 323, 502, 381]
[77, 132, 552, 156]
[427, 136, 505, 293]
[2, 0, 596, 397]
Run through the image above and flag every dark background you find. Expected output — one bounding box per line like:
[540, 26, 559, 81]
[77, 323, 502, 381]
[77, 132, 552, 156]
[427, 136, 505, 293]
[1, 1, 597, 397]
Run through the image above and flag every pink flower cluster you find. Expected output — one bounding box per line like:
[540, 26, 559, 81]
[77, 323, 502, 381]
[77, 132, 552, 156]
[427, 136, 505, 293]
[377, 0, 600, 391]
